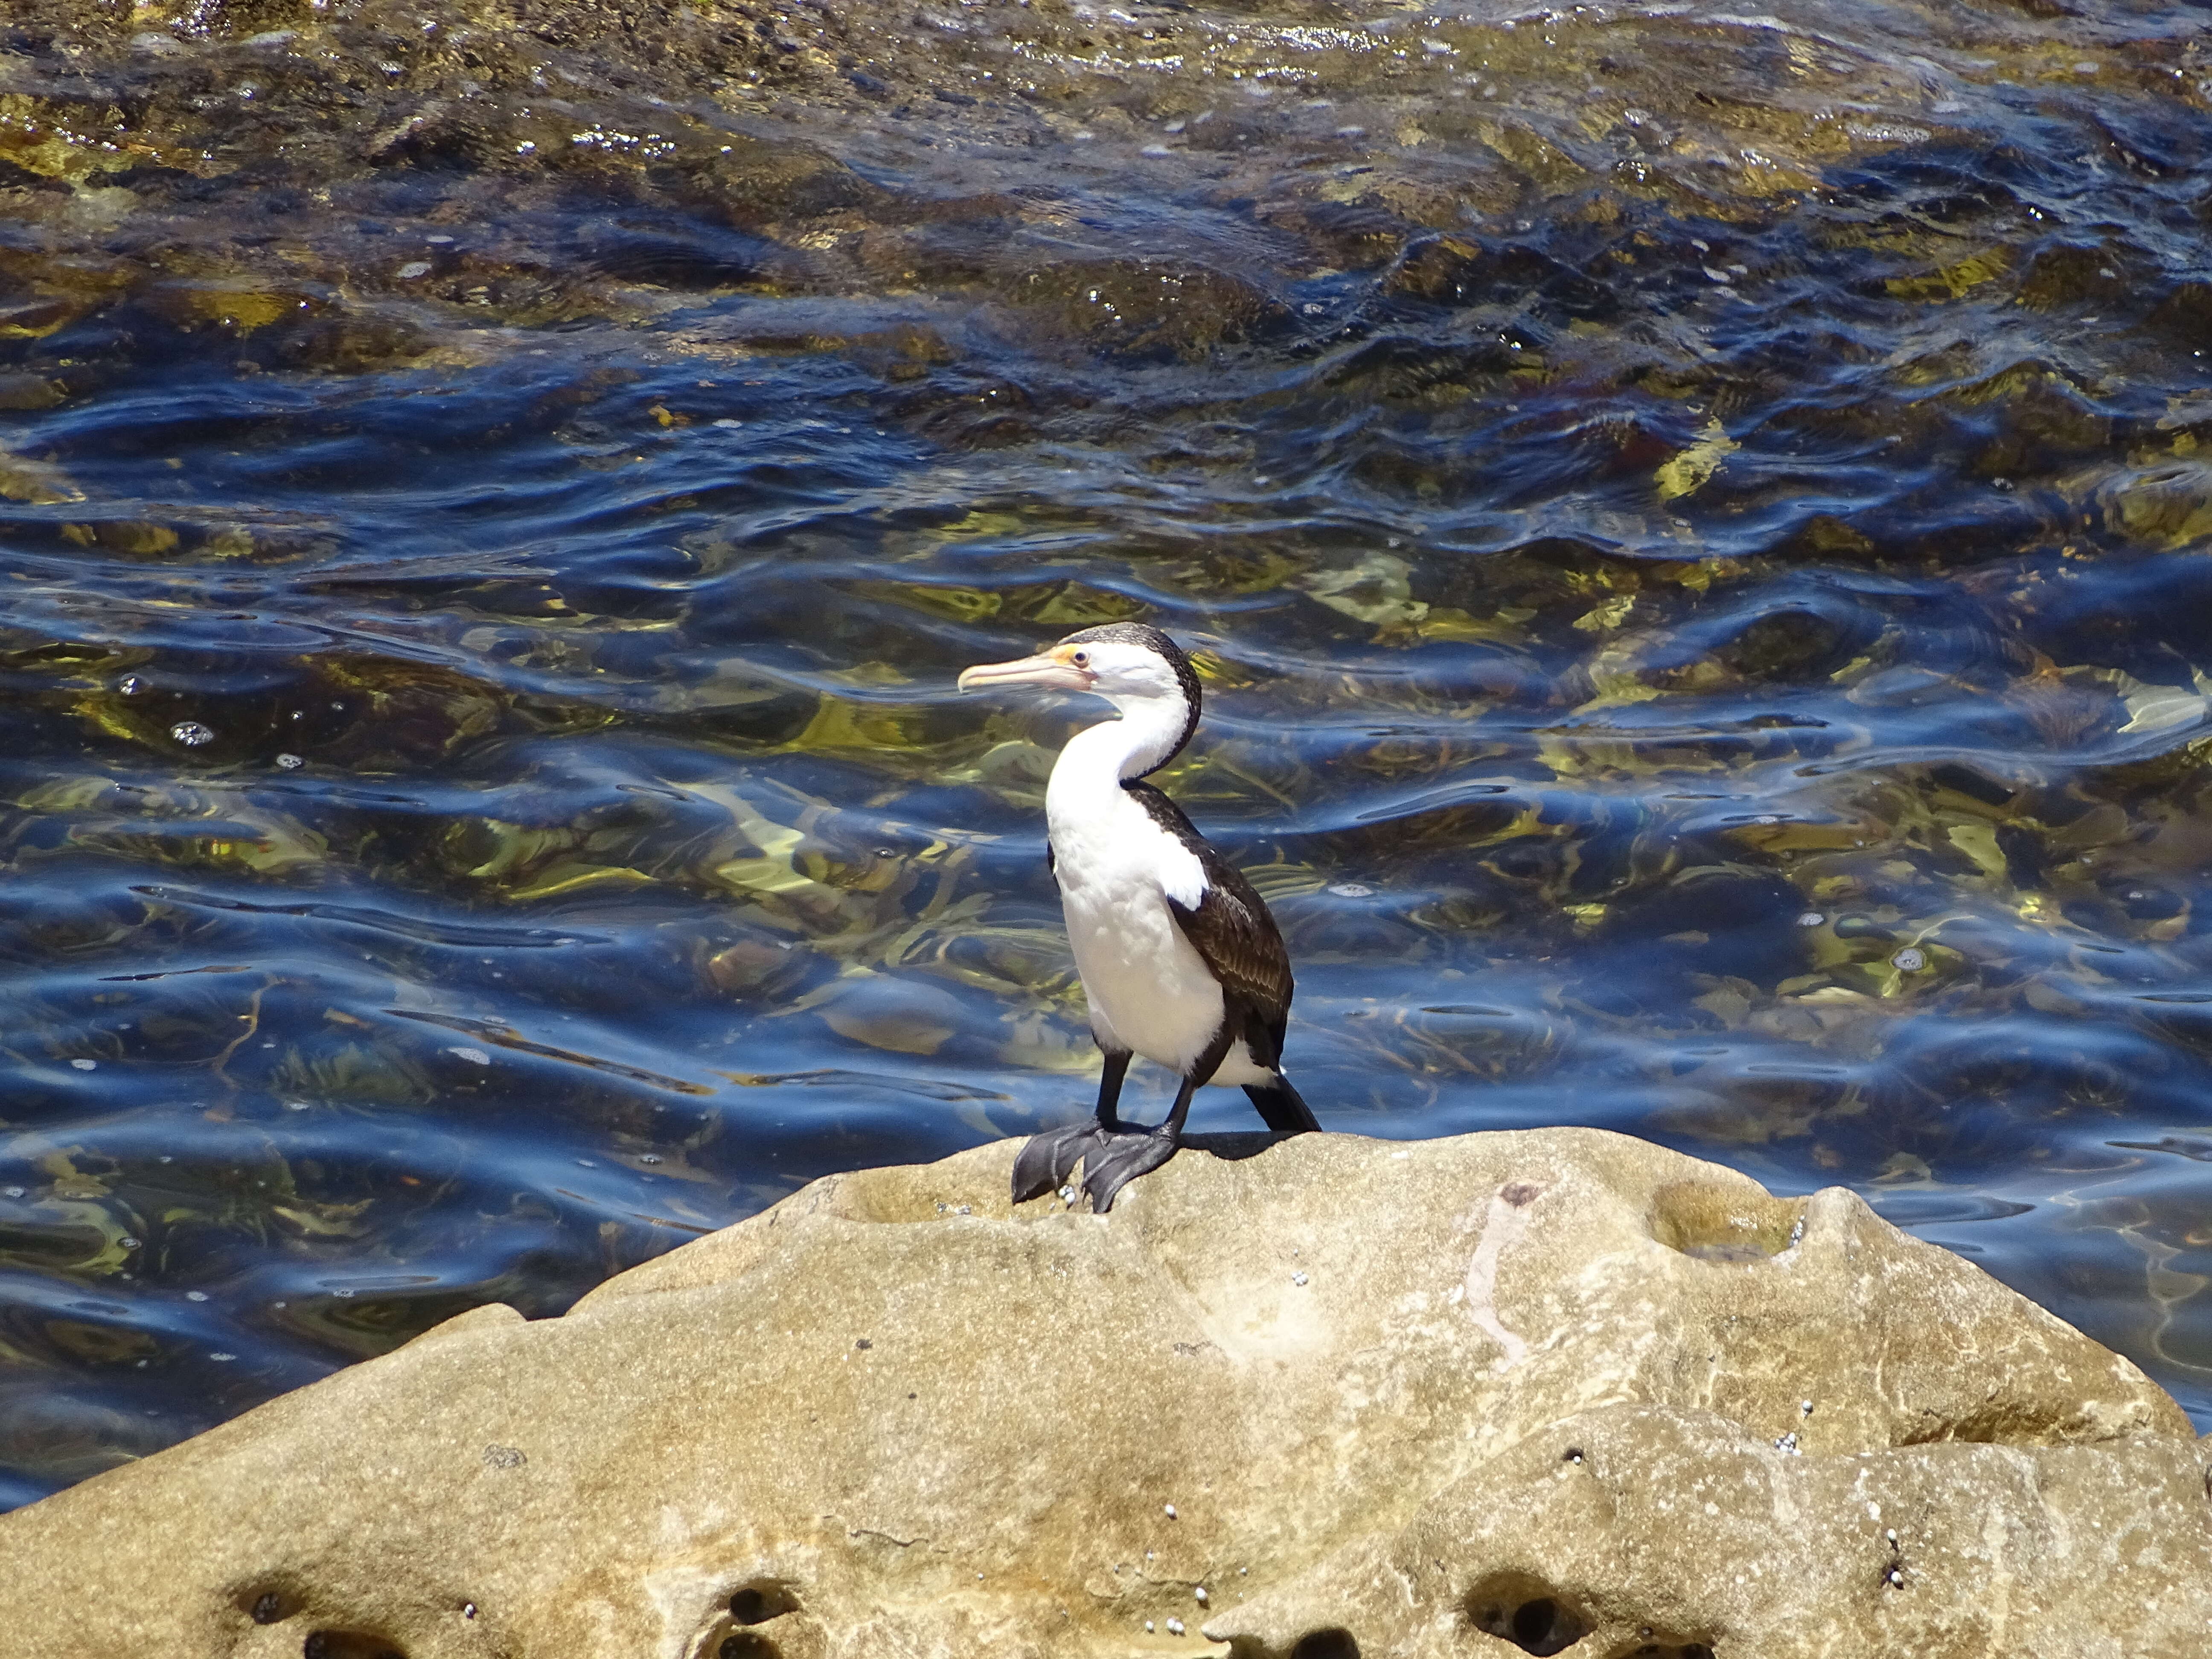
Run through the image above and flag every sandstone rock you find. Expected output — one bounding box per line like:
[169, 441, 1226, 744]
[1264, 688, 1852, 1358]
[1, 1128, 2206, 1657]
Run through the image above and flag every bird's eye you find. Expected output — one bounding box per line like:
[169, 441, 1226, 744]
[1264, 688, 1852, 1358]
[1072, 651, 1090, 667]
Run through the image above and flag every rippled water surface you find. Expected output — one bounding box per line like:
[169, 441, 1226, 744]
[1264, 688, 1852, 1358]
[3, 0, 2212, 1505]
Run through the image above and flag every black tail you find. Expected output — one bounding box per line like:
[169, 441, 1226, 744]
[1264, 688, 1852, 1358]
[1245, 1074, 1321, 1135]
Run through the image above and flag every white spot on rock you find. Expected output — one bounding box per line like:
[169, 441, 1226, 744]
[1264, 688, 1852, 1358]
[1461, 1183, 1537, 1368]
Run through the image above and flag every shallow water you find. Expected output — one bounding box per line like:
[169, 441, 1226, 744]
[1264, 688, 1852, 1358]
[3, 0, 2212, 1505]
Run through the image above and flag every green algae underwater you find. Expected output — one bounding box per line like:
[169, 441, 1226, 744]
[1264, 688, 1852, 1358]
[1, 0, 2211, 1505]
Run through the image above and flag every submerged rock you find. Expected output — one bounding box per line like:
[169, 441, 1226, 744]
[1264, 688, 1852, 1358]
[0, 1127, 2204, 1656]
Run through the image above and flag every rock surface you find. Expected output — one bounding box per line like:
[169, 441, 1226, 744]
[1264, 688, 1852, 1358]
[2, 1128, 2208, 1657]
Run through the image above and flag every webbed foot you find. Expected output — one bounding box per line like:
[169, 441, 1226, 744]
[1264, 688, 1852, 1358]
[1080, 1127, 1180, 1214]
[1012, 1121, 1110, 1204]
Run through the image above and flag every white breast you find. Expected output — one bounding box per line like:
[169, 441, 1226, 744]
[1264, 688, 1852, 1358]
[1045, 728, 1272, 1087]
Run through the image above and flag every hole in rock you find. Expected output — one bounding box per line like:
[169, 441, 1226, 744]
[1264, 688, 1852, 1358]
[719, 1635, 779, 1659]
[1647, 1179, 1805, 1263]
[728, 1582, 797, 1624]
[246, 1590, 288, 1624]
[300, 1633, 407, 1659]
[1468, 1576, 1592, 1656]
[1289, 1629, 1360, 1659]
[1610, 1644, 1713, 1659]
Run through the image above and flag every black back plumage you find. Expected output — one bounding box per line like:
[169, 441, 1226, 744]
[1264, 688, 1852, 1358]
[1121, 781, 1294, 1068]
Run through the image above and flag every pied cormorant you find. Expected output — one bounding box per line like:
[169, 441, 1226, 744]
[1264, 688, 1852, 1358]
[958, 622, 1320, 1211]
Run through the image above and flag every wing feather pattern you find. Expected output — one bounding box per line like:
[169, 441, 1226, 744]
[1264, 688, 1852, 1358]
[1122, 781, 1294, 1068]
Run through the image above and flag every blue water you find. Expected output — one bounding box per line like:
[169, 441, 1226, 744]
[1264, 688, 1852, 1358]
[5, 0, 2212, 1508]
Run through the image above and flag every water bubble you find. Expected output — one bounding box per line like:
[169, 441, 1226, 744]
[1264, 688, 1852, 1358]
[276, 753, 304, 769]
[171, 721, 215, 746]
[120, 675, 143, 695]
[1891, 947, 1927, 972]
[1797, 911, 1825, 928]
[1328, 882, 1374, 898]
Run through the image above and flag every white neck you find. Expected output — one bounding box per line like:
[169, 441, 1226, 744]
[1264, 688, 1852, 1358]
[1058, 693, 1189, 785]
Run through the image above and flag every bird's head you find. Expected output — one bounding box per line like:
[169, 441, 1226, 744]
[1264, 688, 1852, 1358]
[958, 622, 1203, 777]
[957, 622, 1197, 709]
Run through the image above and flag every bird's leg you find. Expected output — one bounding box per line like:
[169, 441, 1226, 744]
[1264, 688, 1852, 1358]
[1081, 1033, 1229, 1214]
[1010, 1050, 1131, 1204]
[1094, 1047, 1131, 1132]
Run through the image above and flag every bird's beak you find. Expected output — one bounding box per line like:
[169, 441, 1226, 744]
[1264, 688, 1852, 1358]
[957, 650, 1093, 693]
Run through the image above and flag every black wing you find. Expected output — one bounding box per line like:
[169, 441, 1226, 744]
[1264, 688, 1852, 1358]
[1122, 781, 1294, 1068]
